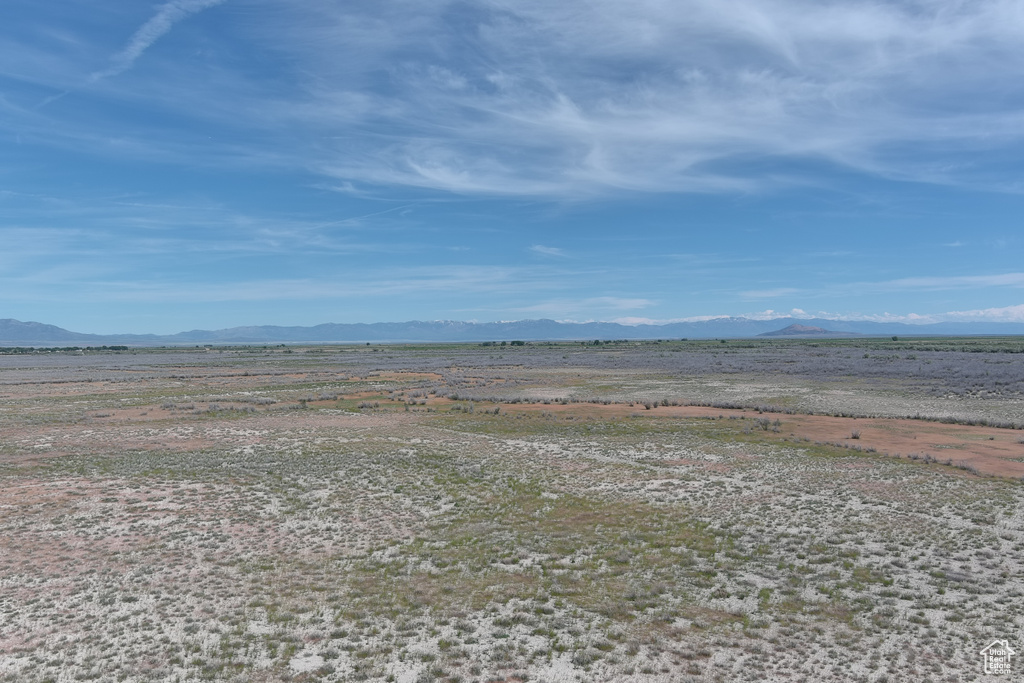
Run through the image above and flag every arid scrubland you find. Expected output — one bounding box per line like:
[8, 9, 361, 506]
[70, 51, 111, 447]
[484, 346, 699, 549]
[0, 339, 1022, 682]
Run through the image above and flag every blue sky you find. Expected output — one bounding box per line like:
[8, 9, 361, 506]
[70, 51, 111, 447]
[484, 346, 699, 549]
[3, 0, 1024, 334]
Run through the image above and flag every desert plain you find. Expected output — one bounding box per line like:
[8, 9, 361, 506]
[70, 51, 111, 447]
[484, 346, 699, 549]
[0, 337, 1022, 682]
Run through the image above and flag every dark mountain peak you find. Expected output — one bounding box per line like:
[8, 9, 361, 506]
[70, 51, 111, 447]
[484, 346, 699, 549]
[0, 318, 97, 342]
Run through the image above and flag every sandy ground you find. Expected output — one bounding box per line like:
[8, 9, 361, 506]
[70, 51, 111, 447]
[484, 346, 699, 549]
[0, 347, 1021, 682]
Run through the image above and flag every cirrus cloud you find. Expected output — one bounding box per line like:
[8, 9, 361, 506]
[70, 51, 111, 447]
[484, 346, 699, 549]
[20, 0, 1024, 196]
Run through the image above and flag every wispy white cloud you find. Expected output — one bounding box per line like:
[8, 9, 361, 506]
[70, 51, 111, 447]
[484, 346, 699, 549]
[530, 245, 566, 257]
[610, 315, 735, 325]
[16, 1, 1024, 196]
[0, 262, 574, 305]
[619, 305, 1024, 325]
[276, 0, 1024, 195]
[32, 0, 226, 108]
[802, 311, 936, 323]
[89, 0, 225, 83]
[739, 287, 801, 299]
[881, 272, 1024, 291]
[939, 303, 1024, 323]
[742, 272, 1024, 301]
[736, 306, 1024, 324]
[511, 297, 655, 316]
[0, 199, 411, 263]
[731, 308, 812, 321]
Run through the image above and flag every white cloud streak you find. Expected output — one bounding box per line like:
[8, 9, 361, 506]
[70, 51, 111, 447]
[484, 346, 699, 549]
[739, 287, 801, 298]
[516, 296, 653, 311]
[791, 305, 1024, 324]
[89, 0, 225, 83]
[881, 273, 1024, 291]
[735, 272, 1024, 301]
[939, 304, 1024, 323]
[30, 0, 226, 109]
[0, 263, 575, 304]
[503, 297, 656, 319]
[617, 305, 1024, 325]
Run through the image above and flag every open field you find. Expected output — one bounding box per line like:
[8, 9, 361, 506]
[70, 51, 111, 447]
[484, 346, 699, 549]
[1, 339, 1022, 682]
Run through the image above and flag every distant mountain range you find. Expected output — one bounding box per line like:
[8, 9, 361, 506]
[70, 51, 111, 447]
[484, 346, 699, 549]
[2, 317, 1024, 346]
[758, 324, 854, 337]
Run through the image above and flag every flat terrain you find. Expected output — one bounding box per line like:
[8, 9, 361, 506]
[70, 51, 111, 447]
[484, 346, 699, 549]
[0, 339, 1022, 682]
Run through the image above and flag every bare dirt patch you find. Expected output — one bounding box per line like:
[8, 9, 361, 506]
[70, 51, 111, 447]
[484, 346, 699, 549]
[459, 400, 1024, 478]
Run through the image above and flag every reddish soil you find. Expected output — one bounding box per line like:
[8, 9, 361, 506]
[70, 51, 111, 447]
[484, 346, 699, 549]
[4, 366, 1021, 478]
[430, 399, 1024, 479]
